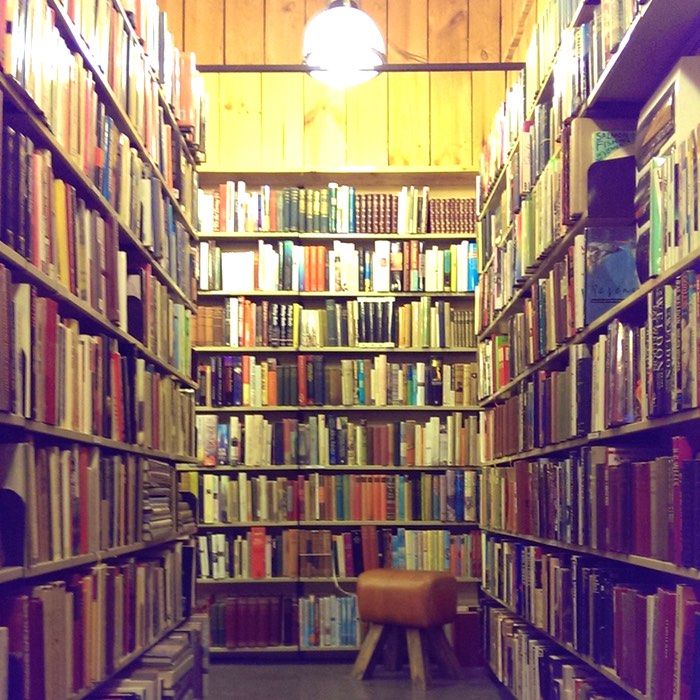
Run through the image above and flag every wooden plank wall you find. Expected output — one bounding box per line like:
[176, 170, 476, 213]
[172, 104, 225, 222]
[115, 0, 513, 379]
[160, 0, 536, 172]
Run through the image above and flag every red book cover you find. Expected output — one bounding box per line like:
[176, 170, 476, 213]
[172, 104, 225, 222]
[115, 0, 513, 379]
[361, 524, 379, 570]
[43, 298, 58, 426]
[238, 596, 250, 648]
[269, 190, 278, 232]
[652, 587, 677, 700]
[111, 345, 124, 441]
[258, 596, 271, 647]
[343, 531, 354, 577]
[218, 183, 227, 231]
[250, 527, 267, 580]
[632, 460, 652, 557]
[269, 596, 282, 646]
[224, 597, 238, 649]
[672, 435, 693, 565]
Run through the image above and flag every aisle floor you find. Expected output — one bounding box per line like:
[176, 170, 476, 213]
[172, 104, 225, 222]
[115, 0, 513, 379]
[208, 662, 510, 699]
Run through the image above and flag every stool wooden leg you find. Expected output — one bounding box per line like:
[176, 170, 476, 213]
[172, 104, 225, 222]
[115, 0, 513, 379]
[406, 628, 433, 690]
[352, 623, 386, 680]
[426, 626, 462, 679]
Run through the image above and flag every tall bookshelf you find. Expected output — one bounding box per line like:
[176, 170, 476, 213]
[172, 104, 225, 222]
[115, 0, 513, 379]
[476, 0, 700, 698]
[182, 168, 484, 656]
[0, 0, 207, 697]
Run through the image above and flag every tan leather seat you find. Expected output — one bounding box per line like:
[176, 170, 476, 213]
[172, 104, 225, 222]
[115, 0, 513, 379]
[357, 569, 457, 628]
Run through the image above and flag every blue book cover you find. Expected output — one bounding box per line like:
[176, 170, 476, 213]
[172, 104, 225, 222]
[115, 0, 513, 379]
[217, 422, 229, 464]
[455, 470, 465, 521]
[584, 225, 640, 325]
[467, 240, 479, 291]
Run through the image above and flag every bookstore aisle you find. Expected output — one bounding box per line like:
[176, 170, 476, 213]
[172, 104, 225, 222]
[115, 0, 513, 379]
[207, 662, 510, 700]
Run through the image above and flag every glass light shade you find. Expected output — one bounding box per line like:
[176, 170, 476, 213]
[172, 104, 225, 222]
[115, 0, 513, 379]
[303, 1, 386, 90]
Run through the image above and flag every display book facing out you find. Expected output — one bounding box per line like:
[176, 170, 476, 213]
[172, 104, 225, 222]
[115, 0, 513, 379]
[186, 170, 483, 655]
[476, 0, 700, 698]
[0, 0, 208, 698]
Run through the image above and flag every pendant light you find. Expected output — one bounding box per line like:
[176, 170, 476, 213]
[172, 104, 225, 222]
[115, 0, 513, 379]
[302, 0, 387, 90]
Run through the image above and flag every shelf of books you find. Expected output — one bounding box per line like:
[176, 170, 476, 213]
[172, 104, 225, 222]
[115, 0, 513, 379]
[190, 170, 483, 654]
[476, 0, 700, 697]
[0, 0, 209, 697]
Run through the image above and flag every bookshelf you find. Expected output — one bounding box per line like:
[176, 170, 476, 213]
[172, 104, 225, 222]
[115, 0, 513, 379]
[476, 0, 700, 697]
[0, 0, 207, 697]
[185, 169, 484, 654]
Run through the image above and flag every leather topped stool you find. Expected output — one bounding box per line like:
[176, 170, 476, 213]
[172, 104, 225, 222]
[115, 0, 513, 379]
[352, 569, 461, 689]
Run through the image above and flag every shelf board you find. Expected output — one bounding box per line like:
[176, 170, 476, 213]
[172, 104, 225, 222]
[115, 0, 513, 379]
[197, 575, 479, 585]
[178, 463, 481, 472]
[581, 0, 700, 113]
[195, 405, 482, 413]
[481, 588, 646, 700]
[70, 619, 184, 700]
[198, 290, 475, 299]
[197, 520, 478, 528]
[21, 536, 190, 580]
[0, 566, 25, 585]
[481, 406, 700, 464]
[481, 527, 700, 581]
[193, 345, 477, 354]
[0, 412, 195, 462]
[210, 646, 300, 656]
[199, 167, 479, 191]
[193, 346, 297, 353]
[197, 577, 299, 584]
[197, 231, 477, 242]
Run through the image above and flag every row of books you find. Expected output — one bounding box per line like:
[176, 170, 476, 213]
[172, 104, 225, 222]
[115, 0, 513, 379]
[198, 182, 477, 235]
[483, 534, 700, 698]
[0, 442, 141, 568]
[481, 437, 700, 567]
[194, 297, 477, 350]
[479, 267, 700, 460]
[636, 61, 700, 282]
[1, 2, 202, 237]
[184, 468, 479, 525]
[0, 272, 196, 450]
[484, 603, 634, 700]
[195, 412, 480, 468]
[206, 593, 360, 650]
[479, 225, 639, 396]
[133, 357, 196, 457]
[478, 0, 637, 203]
[198, 238, 479, 294]
[197, 526, 482, 581]
[196, 354, 479, 409]
[478, 118, 641, 330]
[93, 617, 210, 700]
[0, 543, 184, 700]
[0, 148, 195, 362]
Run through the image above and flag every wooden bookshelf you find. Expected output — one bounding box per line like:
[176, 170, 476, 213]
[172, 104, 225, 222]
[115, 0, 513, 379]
[481, 589, 646, 700]
[0, 0, 205, 694]
[481, 526, 700, 582]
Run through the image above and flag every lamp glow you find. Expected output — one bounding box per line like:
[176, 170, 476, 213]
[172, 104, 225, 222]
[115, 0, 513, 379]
[303, 0, 386, 90]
